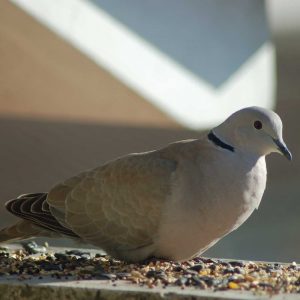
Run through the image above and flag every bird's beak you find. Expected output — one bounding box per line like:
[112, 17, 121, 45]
[273, 138, 292, 161]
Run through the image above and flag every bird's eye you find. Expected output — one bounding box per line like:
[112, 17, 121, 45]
[254, 120, 262, 130]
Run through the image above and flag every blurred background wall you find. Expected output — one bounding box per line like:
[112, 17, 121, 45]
[0, 0, 299, 262]
[8, 0, 276, 129]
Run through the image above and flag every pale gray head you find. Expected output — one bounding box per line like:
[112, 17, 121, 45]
[212, 106, 292, 160]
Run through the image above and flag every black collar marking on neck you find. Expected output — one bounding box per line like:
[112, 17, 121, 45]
[207, 131, 235, 153]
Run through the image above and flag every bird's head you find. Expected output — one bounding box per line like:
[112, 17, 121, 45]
[213, 106, 292, 160]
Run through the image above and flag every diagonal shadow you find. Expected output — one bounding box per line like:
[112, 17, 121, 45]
[90, 0, 269, 87]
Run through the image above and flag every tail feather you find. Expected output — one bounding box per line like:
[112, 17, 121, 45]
[4, 193, 78, 238]
[0, 220, 57, 243]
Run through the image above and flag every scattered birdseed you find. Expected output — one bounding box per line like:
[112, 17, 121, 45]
[0, 244, 298, 296]
[21, 241, 47, 254]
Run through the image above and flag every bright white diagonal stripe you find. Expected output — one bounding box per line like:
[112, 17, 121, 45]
[11, 0, 275, 129]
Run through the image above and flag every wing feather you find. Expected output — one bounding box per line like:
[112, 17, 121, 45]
[5, 193, 79, 237]
[47, 151, 177, 252]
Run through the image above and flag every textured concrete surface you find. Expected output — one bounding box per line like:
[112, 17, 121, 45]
[0, 277, 299, 300]
[0, 245, 299, 300]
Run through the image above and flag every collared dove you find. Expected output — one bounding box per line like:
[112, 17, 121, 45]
[0, 107, 291, 262]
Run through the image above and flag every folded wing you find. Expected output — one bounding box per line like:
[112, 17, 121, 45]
[47, 151, 177, 253]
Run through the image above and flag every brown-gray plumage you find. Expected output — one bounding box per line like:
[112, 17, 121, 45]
[0, 107, 291, 262]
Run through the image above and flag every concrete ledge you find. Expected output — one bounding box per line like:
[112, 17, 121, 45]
[0, 244, 299, 300]
[0, 278, 299, 300]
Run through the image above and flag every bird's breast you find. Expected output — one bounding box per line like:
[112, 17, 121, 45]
[194, 153, 266, 227]
[156, 153, 267, 261]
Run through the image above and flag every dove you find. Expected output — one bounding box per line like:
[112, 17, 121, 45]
[0, 107, 291, 262]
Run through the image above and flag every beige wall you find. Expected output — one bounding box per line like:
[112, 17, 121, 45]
[0, 1, 179, 128]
